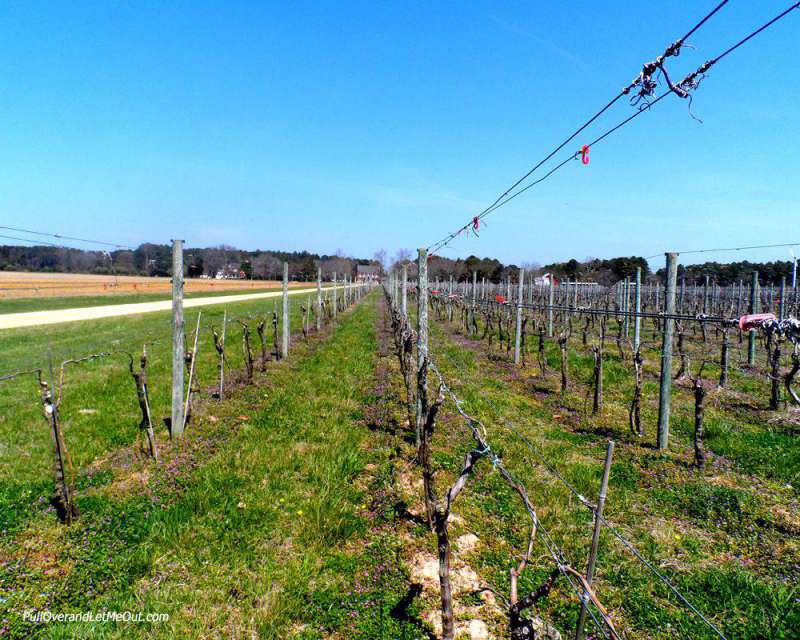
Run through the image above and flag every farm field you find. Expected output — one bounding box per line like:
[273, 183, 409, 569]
[0, 275, 319, 316]
[0, 271, 296, 300]
[2, 288, 797, 639]
[1, 290, 428, 639]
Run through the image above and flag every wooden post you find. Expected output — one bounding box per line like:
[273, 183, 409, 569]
[779, 276, 786, 322]
[623, 276, 630, 337]
[282, 262, 289, 358]
[514, 269, 525, 365]
[402, 263, 408, 319]
[472, 271, 477, 304]
[737, 280, 743, 316]
[547, 279, 554, 337]
[415, 248, 429, 450]
[657, 252, 678, 451]
[633, 267, 642, 352]
[332, 272, 337, 319]
[575, 440, 614, 640]
[219, 310, 227, 398]
[316, 267, 322, 331]
[679, 276, 686, 314]
[171, 239, 185, 437]
[748, 270, 759, 366]
[572, 278, 578, 310]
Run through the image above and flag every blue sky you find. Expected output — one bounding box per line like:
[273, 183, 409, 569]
[1, 1, 798, 270]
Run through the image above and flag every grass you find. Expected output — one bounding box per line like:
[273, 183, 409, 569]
[393, 301, 799, 639]
[1, 290, 431, 639]
[0, 285, 348, 537]
[3, 291, 798, 639]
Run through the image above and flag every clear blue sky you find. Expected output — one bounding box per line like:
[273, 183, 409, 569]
[1, 1, 798, 270]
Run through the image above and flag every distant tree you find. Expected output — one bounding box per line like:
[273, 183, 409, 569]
[240, 260, 252, 279]
[186, 252, 204, 277]
[373, 249, 388, 274]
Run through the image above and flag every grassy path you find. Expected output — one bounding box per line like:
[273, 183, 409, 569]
[0, 284, 318, 315]
[0, 285, 340, 328]
[2, 294, 428, 639]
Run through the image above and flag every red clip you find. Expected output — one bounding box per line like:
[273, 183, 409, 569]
[581, 145, 590, 165]
[472, 216, 480, 231]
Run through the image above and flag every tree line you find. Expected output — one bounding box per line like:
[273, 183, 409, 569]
[2, 242, 794, 286]
[397, 253, 793, 287]
[664, 260, 796, 286]
[0, 243, 379, 282]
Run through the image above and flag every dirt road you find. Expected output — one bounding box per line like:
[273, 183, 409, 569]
[0, 287, 332, 330]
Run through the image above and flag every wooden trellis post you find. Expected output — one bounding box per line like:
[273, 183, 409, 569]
[779, 276, 786, 321]
[171, 239, 185, 437]
[679, 276, 686, 314]
[415, 248, 429, 450]
[219, 310, 227, 397]
[282, 262, 289, 358]
[402, 263, 408, 320]
[514, 269, 525, 365]
[657, 252, 678, 450]
[633, 267, 642, 352]
[623, 276, 630, 337]
[316, 267, 322, 331]
[748, 270, 759, 366]
[472, 271, 477, 304]
[332, 272, 337, 319]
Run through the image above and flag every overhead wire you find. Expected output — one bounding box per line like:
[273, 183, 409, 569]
[646, 241, 800, 260]
[426, 0, 734, 254]
[0, 233, 64, 248]
[427, 1, 800, 255]
[0, 225, 133, 250]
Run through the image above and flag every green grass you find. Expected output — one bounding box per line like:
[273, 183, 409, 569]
[4, 292, 798, 639]
[0, 286, 347, 536]
[1, 291, 429, 639]
[408, 303, 799, 639]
